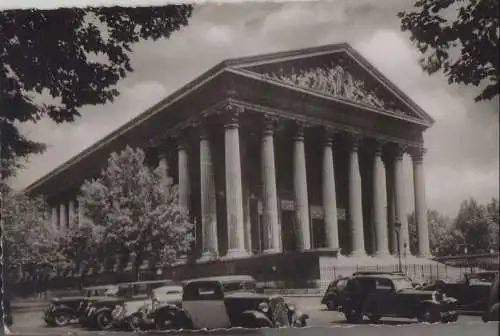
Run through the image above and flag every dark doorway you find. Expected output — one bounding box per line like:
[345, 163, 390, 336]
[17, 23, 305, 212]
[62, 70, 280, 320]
[281, 210, 296, 252]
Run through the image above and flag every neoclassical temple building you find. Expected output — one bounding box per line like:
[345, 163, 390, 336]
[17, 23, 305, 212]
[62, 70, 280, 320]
[25, 44, 435, 284]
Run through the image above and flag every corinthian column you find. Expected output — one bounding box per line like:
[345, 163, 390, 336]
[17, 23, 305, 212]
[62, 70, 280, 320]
[322, 130, 339, 250]
[373, 140, 390, 257]
[59, 202, 67, 230]
[411, 146, 431, 258]
[348, 134, 366, 257]
[199, 122, 219, 260]
[393, 144, 411, 255]
[177, 136, 191, 216]
[51, 206, 59, 229]
[223, 106, 249, 258]
[158, 149, 173, 194]
[293, 123, 311, 251]
[261, 115, 280, 254]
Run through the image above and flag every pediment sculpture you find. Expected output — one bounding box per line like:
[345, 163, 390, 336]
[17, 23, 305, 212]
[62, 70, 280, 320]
[260, 62, 411, 116]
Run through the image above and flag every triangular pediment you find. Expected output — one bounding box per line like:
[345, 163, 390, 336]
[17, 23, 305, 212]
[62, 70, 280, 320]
[226, 44, 434, 126]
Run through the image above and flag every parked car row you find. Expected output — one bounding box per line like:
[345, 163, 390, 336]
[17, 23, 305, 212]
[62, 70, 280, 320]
[42, 275, 309, 331]
[321, 270, 499, 324]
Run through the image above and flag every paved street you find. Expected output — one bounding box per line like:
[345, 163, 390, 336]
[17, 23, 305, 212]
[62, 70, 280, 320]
[8, 297, 498, 336]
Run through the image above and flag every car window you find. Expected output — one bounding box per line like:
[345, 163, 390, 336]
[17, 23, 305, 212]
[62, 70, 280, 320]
[165, 290, 181, 295]
[223, 281, 257, 292]
[392, 278, 413, 291]
[375, 278, 393, 290]
[336, 279, 348, 290]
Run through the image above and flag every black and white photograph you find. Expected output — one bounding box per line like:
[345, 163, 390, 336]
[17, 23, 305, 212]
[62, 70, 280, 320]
[0, 0, 498, 335]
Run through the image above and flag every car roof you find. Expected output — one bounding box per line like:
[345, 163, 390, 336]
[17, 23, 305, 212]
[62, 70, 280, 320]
[183, 275, 256, 285]
[352, 274, 408, 280]
[83, 285, 116, 290]
[154, 285, 183, 291]
[117, 279, 173, 287]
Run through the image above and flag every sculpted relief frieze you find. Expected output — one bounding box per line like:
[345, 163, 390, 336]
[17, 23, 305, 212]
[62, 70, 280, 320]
[259, 61, 412, 117]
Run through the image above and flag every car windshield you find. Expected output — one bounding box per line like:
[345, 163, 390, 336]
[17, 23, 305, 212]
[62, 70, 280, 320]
[468, 273, 496, 284]
[392, 278, 413, 291]
[223, 281, 257, 292]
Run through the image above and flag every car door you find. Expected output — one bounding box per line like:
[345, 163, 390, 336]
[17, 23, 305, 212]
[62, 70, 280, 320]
[365, 278, 396, 316]
[182, 282, 231, 330]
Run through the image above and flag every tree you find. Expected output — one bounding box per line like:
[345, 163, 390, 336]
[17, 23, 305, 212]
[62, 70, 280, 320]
[408, 208, 454, 256]
[452, 198, 491, 254]
[78, 146, 194, 280]
[485, 197, 499, 252]
[1, 182, 62, 280]
[0, 5, 193, 178]
[398, 0, 499, 102]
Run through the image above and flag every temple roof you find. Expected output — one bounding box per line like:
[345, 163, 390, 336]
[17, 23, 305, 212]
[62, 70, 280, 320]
[24, 43, 434, 196]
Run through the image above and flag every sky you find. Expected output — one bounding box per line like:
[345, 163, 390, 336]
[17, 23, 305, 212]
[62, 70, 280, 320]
[3, 0, 499, 218]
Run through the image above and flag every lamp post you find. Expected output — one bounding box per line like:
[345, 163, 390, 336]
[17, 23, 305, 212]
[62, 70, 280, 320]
[395, 221, 402, 273]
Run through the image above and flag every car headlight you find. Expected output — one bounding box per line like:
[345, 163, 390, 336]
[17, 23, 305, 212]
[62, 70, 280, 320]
[258, 302, 270, 313]
[112, 305, 124, 318]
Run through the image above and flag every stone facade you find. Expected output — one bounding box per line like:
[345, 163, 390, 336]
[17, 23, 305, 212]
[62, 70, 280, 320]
[25, 43, 435, 282]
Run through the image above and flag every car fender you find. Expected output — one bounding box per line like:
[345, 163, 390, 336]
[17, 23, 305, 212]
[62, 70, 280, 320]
[241, 310, 274, 328]
[51, 306, 76, 316]
[153, 305, 193, 328]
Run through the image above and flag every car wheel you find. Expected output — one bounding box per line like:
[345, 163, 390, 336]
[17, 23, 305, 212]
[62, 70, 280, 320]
[53, 312, 71, 327]
[417, 305, 440, 323]
[326, 301, 336, 311]
[344, 308, 363, 323]
[95, 311, 114, 330]
[482, 303, 500, 322]
[445, 313, 458, 323]
[128, 314, 143, 331]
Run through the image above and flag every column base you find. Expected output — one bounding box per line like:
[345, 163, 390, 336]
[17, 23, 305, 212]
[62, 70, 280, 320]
[198, 252, 219, 263]
[350, 250, 367, 258]
[224, 249, 250, 259]
[262, 248, 280, 255]
[417, 252, 433, 259]
[373, 250, 391, 259]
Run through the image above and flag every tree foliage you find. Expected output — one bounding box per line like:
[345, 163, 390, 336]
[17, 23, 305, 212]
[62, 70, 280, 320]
[398, 0, 499, 102]
[409, 197, 500, 256]
[1, 183, 62, 279]
[78, 146, 194, 279]
[0, 5, 193, 178]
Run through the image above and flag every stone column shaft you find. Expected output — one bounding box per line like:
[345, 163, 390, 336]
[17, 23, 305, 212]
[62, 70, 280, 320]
[261, 118, 280, 253]
[178, 141, 191, 216]
[51, 206, 59, 229]
[158, 152, 173, 193]
[348, 136, 366, 256]
[68, 200, 76, 228]
[224, 109, 249, 258]
[293, 125, 311, 251]
[199, 127, 219, 260]
[412, 147, 431, 257]
[59, 202, 67, 230]
[394, 145, 411, 255]
[77, 200, 84, 227]
[373, 144, 390, 257]
[322, 134, 339, 250]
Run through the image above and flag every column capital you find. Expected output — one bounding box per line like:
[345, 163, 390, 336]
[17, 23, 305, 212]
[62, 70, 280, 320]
[263, 114, 279, 135]
[408, 145, 427, 163]
[347, 132, 364, 152]
[199, 119, 211, 140]
[323, 126, 341, 146]
[293, 121, 310, 140]
[223, 104, 244, 128]
[392, 142, 408, 160]
[373, 138, 388, 157]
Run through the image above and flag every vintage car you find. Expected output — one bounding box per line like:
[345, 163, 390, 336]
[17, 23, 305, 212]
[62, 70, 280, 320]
[423, 271, 498, 313]
[335, 273, 458, 323]
[482, 272, 499, 322]
[111, 284, 183, 331]
[42, 284, 118, 327]
[321, 272, 415, 311]
[81, 279, 174, 330]
[149, 275, 309, 330]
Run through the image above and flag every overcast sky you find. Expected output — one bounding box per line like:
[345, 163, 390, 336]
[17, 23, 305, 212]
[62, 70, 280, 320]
[4, 0, 499, 218]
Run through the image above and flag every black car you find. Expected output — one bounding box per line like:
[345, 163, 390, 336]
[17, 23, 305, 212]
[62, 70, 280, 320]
[151, 275, 309, 330]
[423, 271, 498, 313]
[43, 284, 118, 327]
[82, 279, 174, 330]
[335, 273, 458, 323]
[482, 272, 499, 322]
